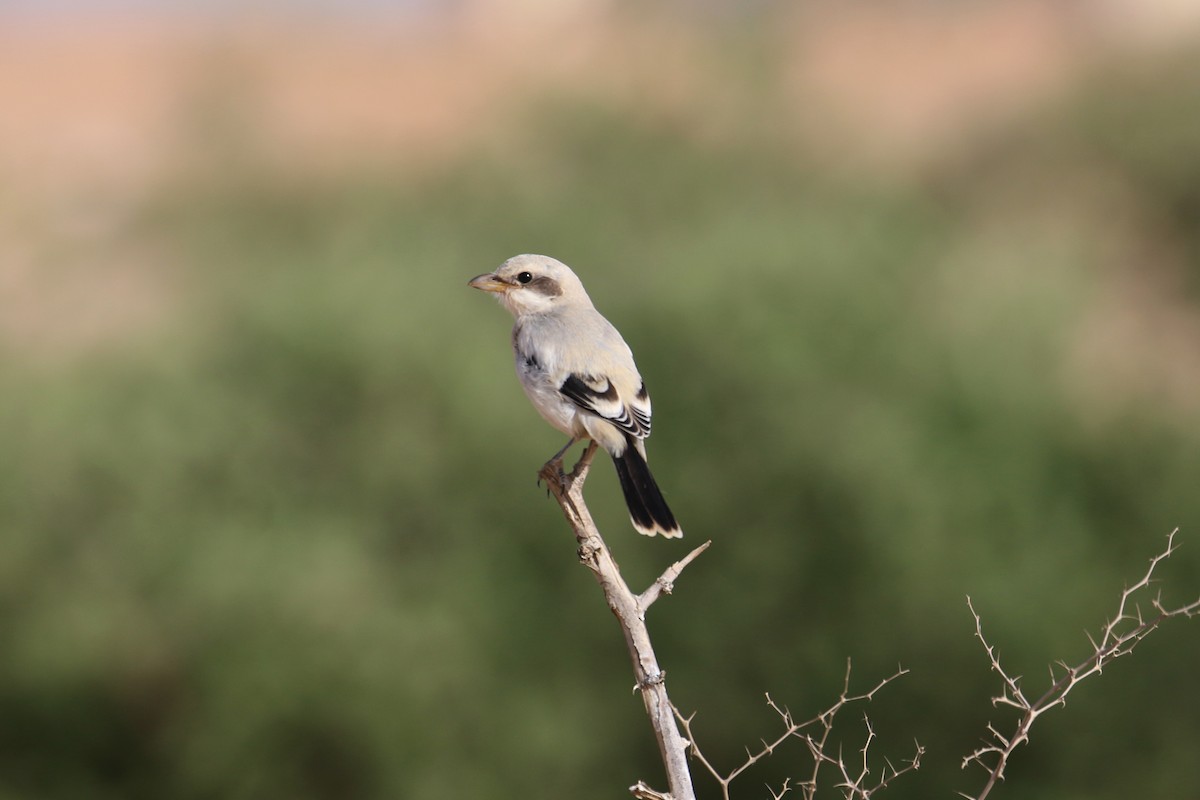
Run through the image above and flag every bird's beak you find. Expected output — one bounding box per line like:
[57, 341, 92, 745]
[468, 273, 509, 293]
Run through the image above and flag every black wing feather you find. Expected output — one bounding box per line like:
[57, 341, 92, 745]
[559, 373, 649, 439]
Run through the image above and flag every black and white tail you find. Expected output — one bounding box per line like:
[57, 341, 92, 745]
[611, 442, 682, 538]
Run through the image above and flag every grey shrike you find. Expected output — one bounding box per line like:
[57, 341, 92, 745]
[469, 254, 682, 538]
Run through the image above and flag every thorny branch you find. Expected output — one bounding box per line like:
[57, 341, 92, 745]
[961, 529, 1200, 800]
[677, 660, 923, 800]
[537, 446, 1196, 800]
[539, 442, 710, 800]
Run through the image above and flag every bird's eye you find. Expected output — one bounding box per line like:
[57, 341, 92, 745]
[516, 271, 533, 284]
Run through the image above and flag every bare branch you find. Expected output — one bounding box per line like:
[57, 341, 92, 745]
[678, 660, 921, 800]
[638, 540, 713, 614]
[539, 442, 697, 800]
[962, 529, 1200, 800]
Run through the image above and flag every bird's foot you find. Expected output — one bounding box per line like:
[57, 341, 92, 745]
[537, 457, 567, 493]
[537, 438, 577, 489]
[537, 439, 598, 493]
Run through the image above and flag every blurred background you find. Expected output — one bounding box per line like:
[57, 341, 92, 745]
[3, 1, 1200, 798]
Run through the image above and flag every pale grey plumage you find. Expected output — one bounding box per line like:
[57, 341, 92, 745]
[469, 254, 681, 538]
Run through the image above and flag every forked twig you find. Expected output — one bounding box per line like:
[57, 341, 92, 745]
[678, 660, 923, 800]
[961, 529, 1200, 800]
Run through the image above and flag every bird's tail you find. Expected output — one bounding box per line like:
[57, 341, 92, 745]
[611, 442, 682, 538]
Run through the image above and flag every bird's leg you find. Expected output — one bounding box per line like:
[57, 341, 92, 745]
[569, 440, 599, 481]
[547, 436, 579, 467]
[538, 437, 577, 487]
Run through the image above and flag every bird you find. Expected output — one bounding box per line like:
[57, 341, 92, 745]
[468, 254, 682, 538]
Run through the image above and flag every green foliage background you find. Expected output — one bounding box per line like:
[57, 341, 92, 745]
[2, 23, 1200, 800]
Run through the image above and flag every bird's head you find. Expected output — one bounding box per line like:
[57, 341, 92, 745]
[468, 254, 590, 317]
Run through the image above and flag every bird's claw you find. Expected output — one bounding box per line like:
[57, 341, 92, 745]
[537, 457, 567, 491]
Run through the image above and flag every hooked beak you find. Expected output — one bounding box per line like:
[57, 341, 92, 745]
[468, 273, 509, 293]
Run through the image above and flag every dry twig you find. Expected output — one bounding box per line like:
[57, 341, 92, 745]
[961, 528, 1200, 800]
[539, 442, 710, 800]
[678, 660, 923, 800]
[538, 443, 1196, 800]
